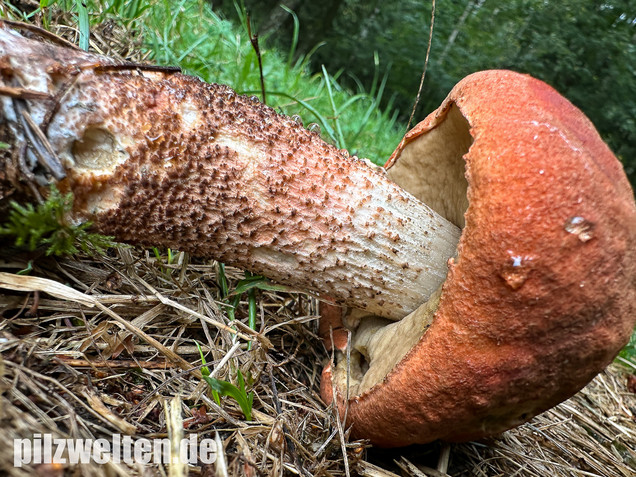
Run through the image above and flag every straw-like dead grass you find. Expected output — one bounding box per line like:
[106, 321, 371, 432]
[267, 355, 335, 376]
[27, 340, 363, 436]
[0, 4, 635, 476]
[0, 245, 342, 476]
[1, 248, 634, 477]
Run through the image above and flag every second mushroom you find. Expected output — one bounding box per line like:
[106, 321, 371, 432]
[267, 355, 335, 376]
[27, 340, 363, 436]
[2, 23, 635, 447]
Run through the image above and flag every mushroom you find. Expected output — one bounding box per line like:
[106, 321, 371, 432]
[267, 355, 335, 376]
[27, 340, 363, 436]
[2, 24, 635, 447]
[321, 70, 636, 446]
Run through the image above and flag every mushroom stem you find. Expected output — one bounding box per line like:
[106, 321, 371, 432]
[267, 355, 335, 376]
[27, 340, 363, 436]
[0, 23, 460, 320]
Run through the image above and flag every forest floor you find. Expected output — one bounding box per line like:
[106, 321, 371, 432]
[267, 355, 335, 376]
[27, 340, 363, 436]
[1, 246, 635, 477]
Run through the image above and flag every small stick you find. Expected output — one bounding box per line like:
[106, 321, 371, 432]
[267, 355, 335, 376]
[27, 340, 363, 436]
[0, 19, 80, 50]
[14, 140, 43, 202]
[135, 275, 259, 344]
[18, 105, 66, 180]
[437, 443, 451, 474]
[94, 63, 182, 75]
[406, 0, 436, 131]
[55, 357, 173, 369]
[128, 341, 242, 416]
[246, 14, 267, 105]
[25, 290, 39, 317]
[41, 74, 82, 134]
[0, 85, 51, 100]
[268, 362, 310, 477]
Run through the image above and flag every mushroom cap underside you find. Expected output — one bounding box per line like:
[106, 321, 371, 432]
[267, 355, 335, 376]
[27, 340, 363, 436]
[322, 70, 636, 447]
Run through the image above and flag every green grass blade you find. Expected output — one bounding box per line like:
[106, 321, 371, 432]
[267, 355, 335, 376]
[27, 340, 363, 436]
[75, 0, 89, 51]
[243, 90, 338, 143]
[196, 342, 220, 404]
[195, 342, 211, 377]
[228, 277, 292, 296]
[321, 65, 346, 149]
[281, 4, 299, 74]
[247, 287, 256, 350]
[217, 263, 230, 298]
[202, 376, 252, 421]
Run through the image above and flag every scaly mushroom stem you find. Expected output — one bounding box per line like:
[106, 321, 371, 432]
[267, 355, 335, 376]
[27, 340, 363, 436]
[0, 24, 460, 320]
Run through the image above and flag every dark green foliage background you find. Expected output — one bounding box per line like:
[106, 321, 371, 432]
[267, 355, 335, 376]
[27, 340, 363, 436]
[217, 0, 636, 186]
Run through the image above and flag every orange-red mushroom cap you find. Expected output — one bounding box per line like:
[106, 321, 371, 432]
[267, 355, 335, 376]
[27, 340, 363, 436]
[321, 70, 636, 447]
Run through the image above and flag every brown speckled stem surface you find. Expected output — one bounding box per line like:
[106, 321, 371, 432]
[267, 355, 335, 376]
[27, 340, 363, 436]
[0, 24, 460, 320]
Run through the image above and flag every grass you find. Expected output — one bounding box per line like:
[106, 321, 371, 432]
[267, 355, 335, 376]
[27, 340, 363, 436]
[75, 0, 404, 163]
[75, 0, 90, 50]
[620, 332, 636, 361]
[197, 342, 254, 421]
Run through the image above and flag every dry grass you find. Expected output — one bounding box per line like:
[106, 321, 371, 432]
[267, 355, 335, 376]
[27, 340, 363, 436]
[1, 248, 635, 477]
[0, 247, 340, 476]
[1, 4, 635, 477]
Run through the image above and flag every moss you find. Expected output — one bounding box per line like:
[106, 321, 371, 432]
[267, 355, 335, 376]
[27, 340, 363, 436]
[0, 185, 118, 256]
